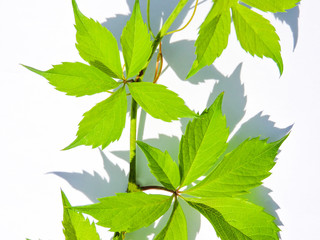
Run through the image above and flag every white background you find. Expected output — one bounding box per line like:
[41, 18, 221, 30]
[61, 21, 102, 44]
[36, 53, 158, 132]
[1, 0, 319, 239]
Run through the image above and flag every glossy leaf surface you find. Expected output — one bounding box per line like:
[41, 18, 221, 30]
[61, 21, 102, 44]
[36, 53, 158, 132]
[241, 0, 300, 13]
[64, 87, 127, 150]
[72, 0, 122, 78]
[187, 197, 279, 240]
[128, 82, 196, 122]
[187, 2, 232, 78]
[184, 135, 288, 197]
[179, 93, 229, 187]
[232, 4, 283, 74]
[154, 200, 187, 240]
[137, 141, 180, 190]
[73, 192, 173, 233]
[121, 0, 152, 78]
[61, 190, 100, 240]
[22, 63, 119, 97]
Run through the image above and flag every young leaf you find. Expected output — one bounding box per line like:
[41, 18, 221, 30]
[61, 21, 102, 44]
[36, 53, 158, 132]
[179, 93, 229, 187]
[72, 0, 123, 79]
[137, 141, 180, 190]
[184, 135, 288, 197]
[128, 82, 196, 122]
[64, 87, 127, 150]
[186, 197, 279, 240]
[72, 192, 173, 233]
[232, 4, 283, 74]
[154, 200, 187, 240]
[22, 63, 120, 97]
[120, 0, 152, 78]
[187, 0, 232, 78]
[61, 190, 100, 240]
[240, 0, 300, 13]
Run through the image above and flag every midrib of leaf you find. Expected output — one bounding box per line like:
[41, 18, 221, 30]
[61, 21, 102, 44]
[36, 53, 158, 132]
[73, 1, 120, 77]
[187, 200, 255, 240]
[180, 111, 221, 187]
[197, 14, 222, 61]
[216, 140, 278, 176]
[99, 196, 172, 212]
[122, 11, 138, 75]
[153, 152, 177, 190]
[232, 5, 281, 69]
[186, 139, 279, 192]
[73, 4, 97, 52]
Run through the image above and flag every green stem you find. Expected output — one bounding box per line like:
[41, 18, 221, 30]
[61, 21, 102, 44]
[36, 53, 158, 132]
[147, 0, 155, 38]
[128, 97, 138, 187]
[140, 185, 175, 194]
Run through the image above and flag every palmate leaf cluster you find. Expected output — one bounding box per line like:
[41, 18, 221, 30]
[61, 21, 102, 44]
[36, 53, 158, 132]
[188, 0, 300, 77]
[22, 0, 297, 239]
[67, 93, 288, 240]
[23, 0, 196, 150]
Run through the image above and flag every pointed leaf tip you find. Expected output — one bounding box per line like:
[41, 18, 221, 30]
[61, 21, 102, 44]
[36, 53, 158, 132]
[72, 0, 123, 78]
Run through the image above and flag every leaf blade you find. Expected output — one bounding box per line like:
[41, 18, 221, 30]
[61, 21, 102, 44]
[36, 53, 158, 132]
[184, 135, 288, 197]
[72, 192, 173, 233]
[137, 141, 180, 190]
[64, 87, 127, 150]
[179, 93, 229, 187]
[72, 0, 122, 78]
[128, 82, 196, 122]
[121, 0, 152, 78]
[187, 1, 232, 78]
[232, 4, 283, 74]
[22, 63, 120, 97]
[154, 200, 188, 240]
[186, 197, 279, 240]
[240, 0, 300, 13]
[61, 190, 100, 240]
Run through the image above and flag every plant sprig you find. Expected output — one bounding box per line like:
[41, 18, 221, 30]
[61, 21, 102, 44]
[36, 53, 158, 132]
[23, 0, 299, 239]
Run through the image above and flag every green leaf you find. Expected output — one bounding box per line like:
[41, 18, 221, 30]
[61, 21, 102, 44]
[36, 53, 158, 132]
[128, 82, 196, 122]
[61, 190, 100, 240]
[137, 141, 180, 190]
[232, 4, 283, 75]
[186, 197, 279, 240]
[22, 63, 120, 97]
[159, 0, 188, 37]
[240, 0, 300, 13]
[187, 0, 232, 78]
[120, 0, 152, 78]
[184, 135, 288, 197]
[154, 200, 187, 240]
[72, 0, 122, 79]
[64, 87, 127, 150]
[72, 192, 173, 233]
[179, 93, 229, 187]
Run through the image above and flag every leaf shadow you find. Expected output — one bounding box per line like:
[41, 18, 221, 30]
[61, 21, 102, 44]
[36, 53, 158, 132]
[243, 186, 283, 226]
[274, 4, 300, 50]
[50, 149, 127, 203]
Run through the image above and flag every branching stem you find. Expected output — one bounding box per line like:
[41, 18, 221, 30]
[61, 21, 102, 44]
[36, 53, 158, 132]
[141, 186, 182, 198]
